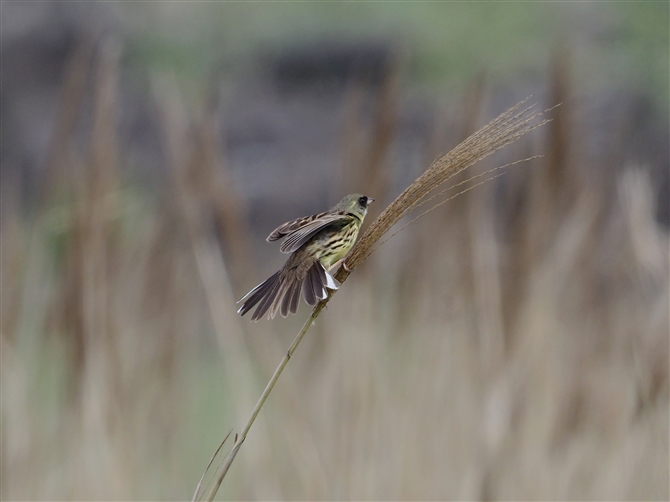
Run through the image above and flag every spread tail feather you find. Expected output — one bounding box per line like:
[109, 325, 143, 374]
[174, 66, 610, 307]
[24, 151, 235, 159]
[237, 271, 281, 321]
[237, 262, 340, 321]
[304, 262, 337, 305]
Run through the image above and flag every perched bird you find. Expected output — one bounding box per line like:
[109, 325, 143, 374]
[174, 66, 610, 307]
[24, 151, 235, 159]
[237, 194, 374, 321]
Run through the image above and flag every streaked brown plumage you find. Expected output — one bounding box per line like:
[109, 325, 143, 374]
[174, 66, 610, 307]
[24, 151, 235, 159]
[237, 194, 374, 321]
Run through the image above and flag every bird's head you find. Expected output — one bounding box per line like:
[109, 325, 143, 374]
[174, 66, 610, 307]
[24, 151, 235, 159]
[335, 193, 375, 219]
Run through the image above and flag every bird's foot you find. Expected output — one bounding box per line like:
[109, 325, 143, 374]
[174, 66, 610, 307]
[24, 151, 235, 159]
[330, 258, 351, 272]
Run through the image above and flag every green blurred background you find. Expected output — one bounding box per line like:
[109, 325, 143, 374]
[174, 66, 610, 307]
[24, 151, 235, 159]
[2, 2, 668, 500]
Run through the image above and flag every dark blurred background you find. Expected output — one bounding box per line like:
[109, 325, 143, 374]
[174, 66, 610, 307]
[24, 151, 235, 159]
[2, 2, 668, 500]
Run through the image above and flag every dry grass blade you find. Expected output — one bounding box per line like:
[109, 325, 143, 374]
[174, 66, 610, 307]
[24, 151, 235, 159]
[192, 430, 232, 502]
[201, 96, 551, 500]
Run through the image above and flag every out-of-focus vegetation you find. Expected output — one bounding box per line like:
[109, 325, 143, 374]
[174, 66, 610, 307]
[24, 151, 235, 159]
[125, 2, 669, 100]
[2, 2, 668, 500]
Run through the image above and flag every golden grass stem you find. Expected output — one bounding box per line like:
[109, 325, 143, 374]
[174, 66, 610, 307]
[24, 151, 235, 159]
[202, 305, 325, 502]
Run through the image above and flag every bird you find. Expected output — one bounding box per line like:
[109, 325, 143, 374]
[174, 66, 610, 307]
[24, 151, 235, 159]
[237, 194, 374, 321]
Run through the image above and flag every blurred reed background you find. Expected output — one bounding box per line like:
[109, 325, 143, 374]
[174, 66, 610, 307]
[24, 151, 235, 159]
[2, 2, 668, 500]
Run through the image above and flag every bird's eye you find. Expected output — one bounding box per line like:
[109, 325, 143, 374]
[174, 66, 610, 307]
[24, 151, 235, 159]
[358, 196, 367, 206]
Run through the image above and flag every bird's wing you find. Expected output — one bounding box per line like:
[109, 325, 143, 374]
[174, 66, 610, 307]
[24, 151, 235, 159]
[267, 211, 355, 254]
[267, 211, 328, 242]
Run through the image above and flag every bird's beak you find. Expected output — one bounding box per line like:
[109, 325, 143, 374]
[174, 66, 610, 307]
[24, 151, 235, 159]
[367, 197, 375, 204]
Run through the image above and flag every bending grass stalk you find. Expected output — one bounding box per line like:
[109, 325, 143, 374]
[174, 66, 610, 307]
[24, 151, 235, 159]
[199, 97, 551, 501]
[203, 304, 327, 502]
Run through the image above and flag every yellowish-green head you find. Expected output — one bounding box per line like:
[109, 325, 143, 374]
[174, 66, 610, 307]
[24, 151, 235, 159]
[334, 193, 374, 219]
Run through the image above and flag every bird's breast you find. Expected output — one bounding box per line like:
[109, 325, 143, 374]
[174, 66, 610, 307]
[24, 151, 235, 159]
[308, 220, 360, 269]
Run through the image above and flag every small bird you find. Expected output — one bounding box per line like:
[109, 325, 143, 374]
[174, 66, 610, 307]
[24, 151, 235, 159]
[237, 194, 374, 321]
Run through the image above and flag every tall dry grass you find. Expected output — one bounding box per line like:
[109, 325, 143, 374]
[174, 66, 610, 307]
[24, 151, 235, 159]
[2, 41, 668, 500]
